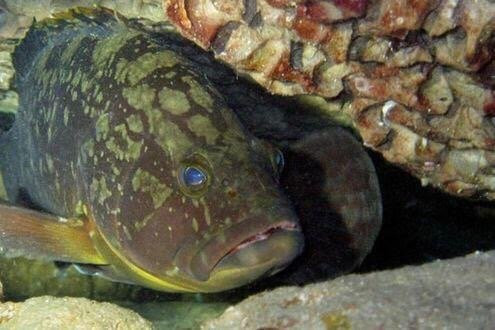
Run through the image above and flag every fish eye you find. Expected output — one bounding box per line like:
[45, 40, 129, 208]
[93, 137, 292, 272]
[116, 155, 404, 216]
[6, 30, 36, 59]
[255, 139, 285, 176]
[178, 155, 212, 196]
[182, 166, 207, 188]
[273, 149, 284, 174]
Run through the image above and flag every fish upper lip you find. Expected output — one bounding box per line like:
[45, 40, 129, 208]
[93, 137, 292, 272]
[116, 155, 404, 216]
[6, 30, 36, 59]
[174, 216, 301, 282]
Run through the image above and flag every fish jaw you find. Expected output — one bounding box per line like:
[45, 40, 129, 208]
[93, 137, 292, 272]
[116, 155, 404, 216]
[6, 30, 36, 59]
[89, 213, 303, 293]
[171, 213, 304, 291]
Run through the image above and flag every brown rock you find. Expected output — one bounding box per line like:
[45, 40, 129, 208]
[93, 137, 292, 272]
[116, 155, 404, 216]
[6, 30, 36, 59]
[0, 296, 152, 329]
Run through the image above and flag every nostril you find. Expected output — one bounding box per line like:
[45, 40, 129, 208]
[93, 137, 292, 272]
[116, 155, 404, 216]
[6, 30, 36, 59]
[227, 188, 237, 198]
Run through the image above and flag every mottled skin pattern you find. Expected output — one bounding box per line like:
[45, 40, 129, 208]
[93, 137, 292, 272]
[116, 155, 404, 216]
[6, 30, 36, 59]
[0, 9, 302, 292]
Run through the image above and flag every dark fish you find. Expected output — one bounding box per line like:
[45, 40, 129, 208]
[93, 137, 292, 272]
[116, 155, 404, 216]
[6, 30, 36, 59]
[0, 8, 303, 292]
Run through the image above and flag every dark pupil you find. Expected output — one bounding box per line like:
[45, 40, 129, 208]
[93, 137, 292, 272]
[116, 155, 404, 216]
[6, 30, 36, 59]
[184, 167, 206, 186]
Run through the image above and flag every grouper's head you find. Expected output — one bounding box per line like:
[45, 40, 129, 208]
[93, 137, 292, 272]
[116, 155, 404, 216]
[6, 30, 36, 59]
[88, 56, 303, 292]
[156, 137, 303, 292]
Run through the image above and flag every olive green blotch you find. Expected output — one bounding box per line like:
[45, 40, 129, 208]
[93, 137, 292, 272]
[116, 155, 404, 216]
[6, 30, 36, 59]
[81, 77, 91, 94]
[148, 108, 194, 157]
[126, 114, 144, 133]
[82, 139, 95, 158]
[132, 168, 173, 209]
[124, 50, 180, 85]
[115, 58, 130, 84]
[105, 124, 143, 162]
[182, 75, 214, 111]
[92, 30, 140, 69]
[75, 200, 86, 217]
[187, 114, 220, 145]
[63, 107, 69, 125]
[61, 35, 87, 65]
[96, 114, 110, 142]
[158, 87, 191, 115]
[71, 69, 84, 88]
[123, 84, 156, 113]
[90, 176, 112, 205]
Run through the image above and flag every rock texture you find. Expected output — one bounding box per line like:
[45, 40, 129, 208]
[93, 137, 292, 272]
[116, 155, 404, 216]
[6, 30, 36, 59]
[0, 0, 165, 39]
[122, 301, 229, 329]
[203, 251, 495, 329]
[164, 0, 495, 201]
[0, 296, 152, 329]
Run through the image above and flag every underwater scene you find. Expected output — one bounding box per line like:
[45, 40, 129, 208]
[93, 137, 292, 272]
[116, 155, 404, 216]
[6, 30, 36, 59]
[0, 1, 494, 328]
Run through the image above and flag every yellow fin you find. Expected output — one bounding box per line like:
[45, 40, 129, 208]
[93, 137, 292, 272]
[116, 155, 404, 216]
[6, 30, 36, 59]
[0, 202, 107, 265]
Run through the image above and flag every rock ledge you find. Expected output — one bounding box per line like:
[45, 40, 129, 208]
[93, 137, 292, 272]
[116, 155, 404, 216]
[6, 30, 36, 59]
[204, 251, 495, 329]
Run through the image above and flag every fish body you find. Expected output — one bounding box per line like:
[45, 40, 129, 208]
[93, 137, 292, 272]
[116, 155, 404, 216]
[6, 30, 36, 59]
[0, 9, 303, 292]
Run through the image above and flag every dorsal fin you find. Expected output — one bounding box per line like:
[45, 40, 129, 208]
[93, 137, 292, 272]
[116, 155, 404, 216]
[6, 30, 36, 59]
[12, 7, 125, 85]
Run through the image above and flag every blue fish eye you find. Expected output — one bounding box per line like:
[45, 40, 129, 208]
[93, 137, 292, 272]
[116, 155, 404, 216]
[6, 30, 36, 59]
[183, 166, 207, 187]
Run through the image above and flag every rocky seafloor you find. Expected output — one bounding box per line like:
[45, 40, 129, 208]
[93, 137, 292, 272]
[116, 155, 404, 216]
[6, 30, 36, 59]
[0, 251, 493, 329]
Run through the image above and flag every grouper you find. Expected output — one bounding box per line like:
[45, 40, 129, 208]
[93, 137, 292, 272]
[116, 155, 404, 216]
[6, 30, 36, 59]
[0, 8, 304, 292]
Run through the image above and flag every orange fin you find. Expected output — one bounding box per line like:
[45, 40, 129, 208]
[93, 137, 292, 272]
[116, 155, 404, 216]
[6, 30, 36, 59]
[0, 202, 107, 265]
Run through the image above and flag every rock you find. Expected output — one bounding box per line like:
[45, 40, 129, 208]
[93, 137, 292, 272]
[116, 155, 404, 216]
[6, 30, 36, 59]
[122, 301, 229, 330]
[203, 251, 495, 329]
[164, 0, 495, 201]
[0, 296, 152, 329]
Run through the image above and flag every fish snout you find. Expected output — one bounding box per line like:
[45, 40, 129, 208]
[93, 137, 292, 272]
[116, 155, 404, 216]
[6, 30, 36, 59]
[174, 215, 304, 291]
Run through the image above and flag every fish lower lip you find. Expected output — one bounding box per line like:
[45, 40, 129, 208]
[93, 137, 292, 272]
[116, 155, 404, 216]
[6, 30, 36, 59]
[209, 226, 304, 280]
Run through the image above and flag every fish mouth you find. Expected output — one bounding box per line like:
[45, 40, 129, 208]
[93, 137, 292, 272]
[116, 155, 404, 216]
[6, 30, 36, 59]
[209, 222, 304, 282]
[174, 217, 304, 289]
[224, 222, 298, 258]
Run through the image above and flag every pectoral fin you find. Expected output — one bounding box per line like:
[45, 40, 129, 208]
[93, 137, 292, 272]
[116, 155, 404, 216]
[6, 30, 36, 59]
[0, 202, 107, 265]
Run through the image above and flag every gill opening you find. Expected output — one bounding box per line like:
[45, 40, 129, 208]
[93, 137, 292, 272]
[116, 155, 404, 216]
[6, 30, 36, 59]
[89, 215, 204, 293]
